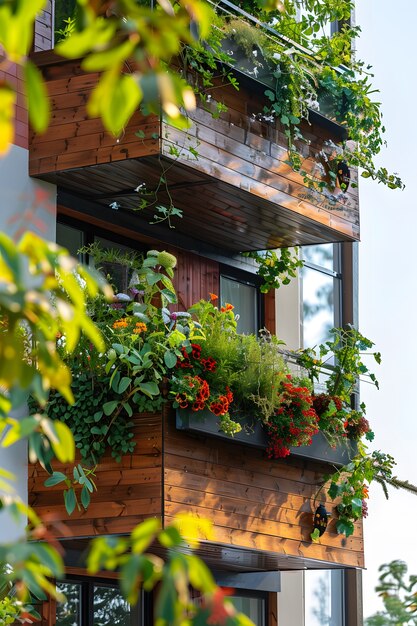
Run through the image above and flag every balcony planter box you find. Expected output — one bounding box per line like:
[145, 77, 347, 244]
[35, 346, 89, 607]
[175, 408, 356, 467]
[219, 36, 275, 87]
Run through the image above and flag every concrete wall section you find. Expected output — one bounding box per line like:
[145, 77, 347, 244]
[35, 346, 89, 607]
[0, 144, 57, 541]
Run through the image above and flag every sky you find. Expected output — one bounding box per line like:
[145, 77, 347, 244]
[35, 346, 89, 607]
[356, 0, 417, 616]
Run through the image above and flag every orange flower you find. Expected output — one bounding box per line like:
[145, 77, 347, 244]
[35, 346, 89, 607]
[209, 293, 218, 302]
[362, 485, 369, 499]
[133, 322, 147, 334]
[220, 303, 234, 313]
[113, 319, 129, 329]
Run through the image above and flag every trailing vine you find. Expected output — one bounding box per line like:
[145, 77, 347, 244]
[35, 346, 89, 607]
[244, 248, 304, 292]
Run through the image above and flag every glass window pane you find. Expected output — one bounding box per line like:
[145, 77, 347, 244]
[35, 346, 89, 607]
[56, 223, 84, 259]
[220, 276, 257, 335]
[304, 570, 344, 626]
[56, 582, 82, 626]
[302, 244, 334, 270]
[229, 595, 265, 626]
[302, 266, 337, 348]
[93, 585, 131, 626]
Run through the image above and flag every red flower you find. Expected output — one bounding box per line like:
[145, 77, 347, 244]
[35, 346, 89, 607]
[220, 303, 234, 313]
[206, 588, 234, 625]
[201, 357, 217, 372]
[191, 343, 202, 360]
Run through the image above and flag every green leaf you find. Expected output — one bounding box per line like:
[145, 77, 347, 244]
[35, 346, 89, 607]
[80, 485, 91, 509]
[328, 482, 340, 499]
[118, 376, 131, 395]
[120, 554, 142, 604]
[158, 526, 182, 548]
[50, 420, 75, 463]
[24, 59, 50, 133]
[336, 518, 355, 537]
[160, 288, 177, 304]
[186, 554, 216, 592]
[44, 472, 67, 487]
[131, 518, 160, 553]
[351, 497, 363, 516]
[103, 401, 118, 416]
[64, 488, 76, 515]
[164, 350, 177, 369]
[138, 381, 160, 398]
[122, 402, 133, 418]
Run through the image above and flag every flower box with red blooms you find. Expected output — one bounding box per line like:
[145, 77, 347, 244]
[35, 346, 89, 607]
[169, 297, 370, 466]
[175, 408, 356, 467]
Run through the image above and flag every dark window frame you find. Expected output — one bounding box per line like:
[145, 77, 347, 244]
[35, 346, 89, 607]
[56, 575, 147, 626]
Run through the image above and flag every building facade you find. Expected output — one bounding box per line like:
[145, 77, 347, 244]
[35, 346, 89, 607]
[1, 2, 365, 625]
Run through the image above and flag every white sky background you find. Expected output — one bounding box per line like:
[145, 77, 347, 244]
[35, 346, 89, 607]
[356, 0, 417, 616]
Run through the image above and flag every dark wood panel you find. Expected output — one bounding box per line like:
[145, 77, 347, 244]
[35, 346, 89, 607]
[163, 410, 364, 568]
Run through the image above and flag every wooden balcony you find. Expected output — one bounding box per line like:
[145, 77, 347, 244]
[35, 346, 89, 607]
[29, 407, 364, 572]
[29, 53, 359, 253]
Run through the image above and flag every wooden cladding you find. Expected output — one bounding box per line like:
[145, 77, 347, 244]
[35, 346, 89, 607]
[29, 408, 364, 569]
[163, 411, 364, 569]
[29, 53, 360, 251]
[29, 413, 163, 537]
[161, 100, 359, 242]
[29, 58, 160, 176]
[171, 248, 220, 310]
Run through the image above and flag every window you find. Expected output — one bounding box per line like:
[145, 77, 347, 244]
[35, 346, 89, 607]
[304, 569, 345, 626]
[295, 6, 342, 39]
[278, 569, 345, 626]
[220, 275, 260, 335]
[229, 593, 266, 626]
[301, 244, 342, 348]
[56, 222, 84, 260]
[56, 578, 143, 626]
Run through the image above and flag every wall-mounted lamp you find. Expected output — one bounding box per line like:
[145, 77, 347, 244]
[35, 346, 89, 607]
[313, 504, 331, 537]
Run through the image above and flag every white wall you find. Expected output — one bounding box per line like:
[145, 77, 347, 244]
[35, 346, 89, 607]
[0, 144, 56, 541]
[356, 0, 417, 617]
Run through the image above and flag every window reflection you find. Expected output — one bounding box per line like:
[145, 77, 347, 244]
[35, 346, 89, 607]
[220, 276, 258, 335]
[304, 570, 344, 626]
[93, 586, 131, 626]
[56, 583, 81, 626]
[302, 266, 335, 348]
[229, 595, 265, 626]
[302, 244, 334, 270]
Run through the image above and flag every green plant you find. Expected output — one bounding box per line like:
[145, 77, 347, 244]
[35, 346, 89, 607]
[0, 595, 26, 624]
[366, 560, 417, 626]
[79, 241, 143, 270]
[36, 249, 205, 490]
[87, 516, 254, 626]
[244, 248, 304, 293]
[223, 19, 269, 57]
[324, 450, 417, 538]
[55, 15, 76, 43]
[44, 463, 97, 516]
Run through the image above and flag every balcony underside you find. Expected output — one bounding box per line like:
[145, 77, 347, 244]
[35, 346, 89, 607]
[37, 154, 357, 253]
[61, 536, 350, 573]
